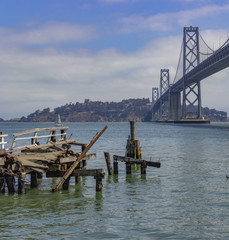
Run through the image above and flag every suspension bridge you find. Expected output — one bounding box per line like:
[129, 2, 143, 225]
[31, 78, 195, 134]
[151, 26, 229, 123]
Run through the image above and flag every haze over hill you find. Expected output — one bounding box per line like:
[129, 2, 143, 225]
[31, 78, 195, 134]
[1, 98, 226, 123]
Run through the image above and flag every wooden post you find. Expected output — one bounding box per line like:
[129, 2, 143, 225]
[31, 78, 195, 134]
[113, 157, 118, 174]
[75, 162, 81, 184]
[62, 176, 70, 190]
[18, 175, 25, 194]
[31, 171, 38, 188]
[130, 120, 135, 141]
[37, 172, 43, 179]
[0, 176, 5, 193]
[135, 140, 142, 159]
[75, 176, 81, 184]
[61, 129, 66, 140]
[5, 175, 15, 193]
[104, 152, 113, 175]
[95, 176, 103, 192]
[126, 161, 131, 174]
[141, 161, 147, 175]
[82, 145, 87, 168]
[126, 121, 141, 160]
[51, 130, 56, 142]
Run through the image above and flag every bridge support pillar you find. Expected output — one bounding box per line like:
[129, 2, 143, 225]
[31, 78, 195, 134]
[182, 26, 202, 119]
[170, 92, 181, 121]
[151, 87, 159, 121]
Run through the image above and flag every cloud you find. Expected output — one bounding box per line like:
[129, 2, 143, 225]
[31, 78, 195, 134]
[0, 26, 229, 119]
[118, 4, 229, 32]
[0, 31, 182, 118]
[0, 22, 98, 46]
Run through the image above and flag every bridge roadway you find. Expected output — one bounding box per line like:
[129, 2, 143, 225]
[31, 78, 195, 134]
[153, 41, 229, 110]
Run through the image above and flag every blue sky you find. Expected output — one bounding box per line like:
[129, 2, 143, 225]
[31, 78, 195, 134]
[1, 0, 229, 119]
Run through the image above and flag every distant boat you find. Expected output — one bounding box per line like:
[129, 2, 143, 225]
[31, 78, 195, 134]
[55, 114, 63, 127]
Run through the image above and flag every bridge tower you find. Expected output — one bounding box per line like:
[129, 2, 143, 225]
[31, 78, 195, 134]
[182, 26, 202, 119]
[159, 69, 170, 120]
[151, 87, 159, 120]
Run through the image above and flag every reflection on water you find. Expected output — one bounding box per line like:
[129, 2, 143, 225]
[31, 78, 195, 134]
[1, 122, 229, 239]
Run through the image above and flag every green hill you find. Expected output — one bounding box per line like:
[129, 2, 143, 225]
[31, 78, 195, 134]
[5, 98, 227, 122]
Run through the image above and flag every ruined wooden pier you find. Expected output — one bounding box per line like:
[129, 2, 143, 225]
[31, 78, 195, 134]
[0, 126, 107, 194]
[104, 121, 161, 176]
[113, 155, 161, 175]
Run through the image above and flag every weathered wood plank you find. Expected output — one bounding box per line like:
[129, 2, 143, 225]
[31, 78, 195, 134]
[13, 133, 66, 141]
[59, 153, 96, 164]
[13, 151, 63, 163]
[52, 125, 108, 192]
[50, 142, 66, 151]
[68, 142, 87, 147]
[30, 167, 46, 173]
[17, 159, 49, 169]
[13, 127, 69, 136]
[46, 168, 105, 178]
[7, 140, 78, 153]
[104, 152, 113, 175]
[113, 155, 161, 168]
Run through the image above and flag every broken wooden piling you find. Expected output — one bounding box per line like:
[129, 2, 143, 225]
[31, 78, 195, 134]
[18, 174, 25, 194]
[126, 121, 142, 159]
[30, 171, 38, 188]
[113, 155, 161, 176]
[52, 125, 108, 192]
[110, 121, 161, 177]
[113, 160, 118, 175]
[104, 152, 113, 175]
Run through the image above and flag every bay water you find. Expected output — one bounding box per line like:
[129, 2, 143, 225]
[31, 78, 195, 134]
[1, 122, 229, 239]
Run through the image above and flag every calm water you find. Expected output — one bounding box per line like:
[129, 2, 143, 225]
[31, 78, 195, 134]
[1, 122, 229, 240]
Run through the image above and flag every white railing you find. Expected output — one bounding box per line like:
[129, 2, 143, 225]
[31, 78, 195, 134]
[11, 126, 69, 150]
[0, 133, 8, 149]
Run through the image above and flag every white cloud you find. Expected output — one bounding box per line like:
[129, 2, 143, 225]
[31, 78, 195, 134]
[0, 30, 182, 118]
[0, 26, 229, 119]
[0, 22, 97, 46]
[118, 4, 229, 32]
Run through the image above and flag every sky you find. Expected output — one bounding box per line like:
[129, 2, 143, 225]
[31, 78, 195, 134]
[1, 0, 229, 119]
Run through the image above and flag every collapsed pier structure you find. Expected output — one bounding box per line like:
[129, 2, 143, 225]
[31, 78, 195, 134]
[105, 121, 161, 176]
[0, 121, 162, 195]
[0, 126, 107, 194]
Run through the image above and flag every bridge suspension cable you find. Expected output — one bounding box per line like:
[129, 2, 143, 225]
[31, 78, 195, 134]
[172, 39, 183, 84]
[172, 30, 229, 84]
[198, 32, 229, 60]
